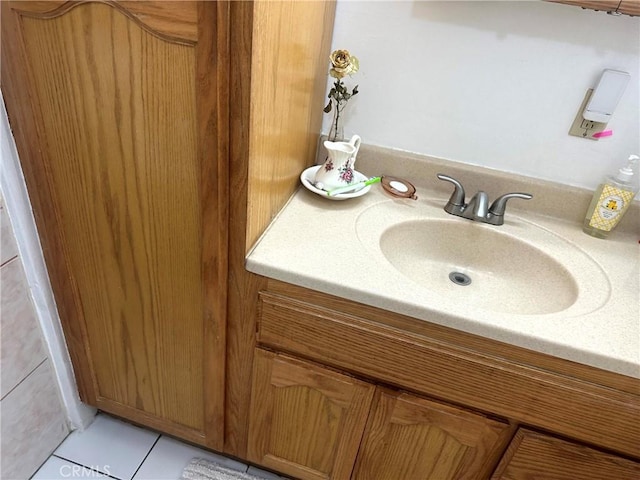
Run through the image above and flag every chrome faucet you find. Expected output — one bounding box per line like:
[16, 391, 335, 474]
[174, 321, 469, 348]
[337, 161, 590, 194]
[436, 174, 532, 226]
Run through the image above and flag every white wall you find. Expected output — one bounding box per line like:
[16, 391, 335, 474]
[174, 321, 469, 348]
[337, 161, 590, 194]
[323, 1, 640, 189]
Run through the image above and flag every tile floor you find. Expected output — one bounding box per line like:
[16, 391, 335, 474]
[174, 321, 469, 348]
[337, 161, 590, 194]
[32, 414, 284, 480]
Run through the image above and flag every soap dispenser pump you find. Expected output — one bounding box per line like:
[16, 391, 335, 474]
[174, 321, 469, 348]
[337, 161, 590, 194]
[583, 154, 639, 238]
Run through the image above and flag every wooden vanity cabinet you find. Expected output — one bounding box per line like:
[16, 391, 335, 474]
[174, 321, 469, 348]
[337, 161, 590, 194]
[243, 279, 640, 478]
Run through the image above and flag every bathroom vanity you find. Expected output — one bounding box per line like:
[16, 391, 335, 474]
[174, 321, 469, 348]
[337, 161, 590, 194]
[241, 279, 638, 479]
[239, 147, 640, 479]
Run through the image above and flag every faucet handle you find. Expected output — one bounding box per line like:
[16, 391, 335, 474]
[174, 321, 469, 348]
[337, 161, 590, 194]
[489, 192, 533, 218]
[436, 174, 466, 209]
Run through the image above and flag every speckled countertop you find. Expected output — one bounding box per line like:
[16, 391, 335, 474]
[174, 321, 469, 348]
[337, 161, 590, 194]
[246, 146, 640, 379]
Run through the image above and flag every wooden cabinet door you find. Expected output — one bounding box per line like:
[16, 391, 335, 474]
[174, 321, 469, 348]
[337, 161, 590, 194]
[353, 389, 513, 480]
[491, 429, 640, 480]
[1, 1, 229, 448]
[247, 349, 375, 480]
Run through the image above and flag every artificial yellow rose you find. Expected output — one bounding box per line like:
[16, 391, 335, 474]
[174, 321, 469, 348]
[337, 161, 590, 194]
[329, 49, 359, 79]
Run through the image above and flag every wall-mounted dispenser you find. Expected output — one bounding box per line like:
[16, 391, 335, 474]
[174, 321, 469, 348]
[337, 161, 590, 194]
[569, 69, 631, 141]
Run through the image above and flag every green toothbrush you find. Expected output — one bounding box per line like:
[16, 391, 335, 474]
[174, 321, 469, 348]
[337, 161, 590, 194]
[326, 176, 381, 196]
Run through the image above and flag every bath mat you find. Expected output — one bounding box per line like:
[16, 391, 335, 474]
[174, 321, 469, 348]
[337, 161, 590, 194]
[180, 458, 270, 480]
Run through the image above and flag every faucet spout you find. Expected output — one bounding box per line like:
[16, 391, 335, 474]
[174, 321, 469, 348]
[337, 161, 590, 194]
[465, 191, 489, 219]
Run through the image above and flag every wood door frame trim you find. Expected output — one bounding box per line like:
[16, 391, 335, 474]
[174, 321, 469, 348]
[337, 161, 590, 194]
[224, 0, 265, 457]
[198, 0, 230, 451]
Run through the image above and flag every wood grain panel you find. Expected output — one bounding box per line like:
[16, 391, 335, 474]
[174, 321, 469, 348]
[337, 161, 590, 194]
[491, 429, 640, 480]
[256, 291, 640, 459]
[247, 349, 374, 480]
[10, 1, 198, 44]
[265, 279, 640, 395]
[264, 279, 639, 396]
[620, 0, 640, 15]
[21, 3, 203, 430]
[354, 390, 513, 480]
[546, 0, 640, 15]
[246, 1, 336, 249]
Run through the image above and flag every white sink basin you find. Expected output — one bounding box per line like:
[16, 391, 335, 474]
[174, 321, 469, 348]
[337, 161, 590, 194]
[379, 219, 577, 314]
[356, 200, 611, 317]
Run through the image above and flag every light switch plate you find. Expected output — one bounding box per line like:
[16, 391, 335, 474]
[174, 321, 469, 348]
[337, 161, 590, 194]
[569, 89, 608, 140]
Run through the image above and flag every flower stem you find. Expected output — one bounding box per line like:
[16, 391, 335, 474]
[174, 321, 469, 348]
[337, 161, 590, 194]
[331, 104, 340, 141]
[328, 79, 350, 142]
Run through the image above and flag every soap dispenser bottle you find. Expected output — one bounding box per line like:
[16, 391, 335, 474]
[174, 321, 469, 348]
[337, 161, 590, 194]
[583, 154, 639, 239]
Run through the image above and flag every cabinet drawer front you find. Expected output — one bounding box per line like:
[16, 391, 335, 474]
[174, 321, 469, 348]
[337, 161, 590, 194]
[247, 349, 375, 480]
[257, 292, 640, 459]
[491, 429, 640, 480]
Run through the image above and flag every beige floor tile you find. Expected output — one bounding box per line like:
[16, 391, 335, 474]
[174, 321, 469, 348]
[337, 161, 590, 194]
[0, 258, 47, 398]
[0, 360, 69, 480]
[1, 206, 19, 266]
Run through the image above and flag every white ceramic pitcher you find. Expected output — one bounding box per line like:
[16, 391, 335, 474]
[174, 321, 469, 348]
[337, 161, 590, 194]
[314, 135, 361, 191]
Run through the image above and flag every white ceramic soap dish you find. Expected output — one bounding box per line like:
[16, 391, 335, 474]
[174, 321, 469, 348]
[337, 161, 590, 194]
[300, 165, 372, 201]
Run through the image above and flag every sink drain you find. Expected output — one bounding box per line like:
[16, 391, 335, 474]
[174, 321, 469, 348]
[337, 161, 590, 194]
[449, 271, 472, 286]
